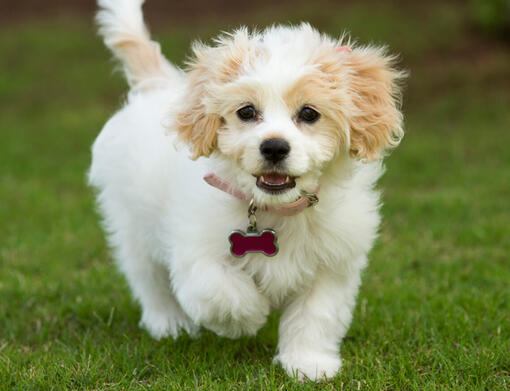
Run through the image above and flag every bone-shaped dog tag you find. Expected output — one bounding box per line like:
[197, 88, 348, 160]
[228, 199, 278, 258]
[229, 229, 278, 257]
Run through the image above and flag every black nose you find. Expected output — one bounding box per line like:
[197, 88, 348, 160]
[260, 138, 291, 164]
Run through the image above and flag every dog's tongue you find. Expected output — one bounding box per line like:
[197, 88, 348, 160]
[261, 173, 287, 185]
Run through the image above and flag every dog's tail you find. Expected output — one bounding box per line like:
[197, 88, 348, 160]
[96, 0, 180, 91]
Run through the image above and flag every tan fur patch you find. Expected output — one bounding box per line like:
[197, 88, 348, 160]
[175, 30, 258, 159]
[285, 44, 405, 161]
[113, 37, 172, 90]
[345, 48, 405, 160]
[283, 45, 352, 156]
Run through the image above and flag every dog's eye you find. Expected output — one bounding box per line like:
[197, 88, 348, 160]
[298, 106, 320, 123]
[237, 105, 257, 121]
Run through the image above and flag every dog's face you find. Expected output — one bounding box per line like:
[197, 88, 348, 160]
[176, 24, 404, 205]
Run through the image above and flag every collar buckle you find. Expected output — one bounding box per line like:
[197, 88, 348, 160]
[304, 193, 319, 207]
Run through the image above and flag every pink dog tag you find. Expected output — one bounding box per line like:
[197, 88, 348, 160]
[229, 199, 278, 258]
[229, 229, 278, 257]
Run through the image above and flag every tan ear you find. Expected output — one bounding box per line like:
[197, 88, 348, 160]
[175, 60, 222, 159]
[176, 31, 252, 159]
[347, 47, 405, 161]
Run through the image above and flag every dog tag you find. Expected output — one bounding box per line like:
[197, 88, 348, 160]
[229, 199, 278, 257]
[229, 229, 278, 257]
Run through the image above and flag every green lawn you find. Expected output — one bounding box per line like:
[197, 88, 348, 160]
[1, 2, 509, 390]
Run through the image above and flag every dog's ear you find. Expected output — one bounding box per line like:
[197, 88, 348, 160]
[176, 31, 252, 159]
[346, 47, 406, 161]
[175, 55, 223, 160]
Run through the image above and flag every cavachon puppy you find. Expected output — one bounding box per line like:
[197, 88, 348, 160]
[89, 0, 405, 381]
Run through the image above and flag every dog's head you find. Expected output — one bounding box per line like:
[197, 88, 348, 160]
[175, 24, 405, 205]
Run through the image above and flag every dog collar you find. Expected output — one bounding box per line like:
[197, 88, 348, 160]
[203, 173, 319, 217]
[336, 46, 352, 53]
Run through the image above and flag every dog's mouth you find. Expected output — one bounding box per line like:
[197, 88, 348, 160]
[255, 173, 296, 194]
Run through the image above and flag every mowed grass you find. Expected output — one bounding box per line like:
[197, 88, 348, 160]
[0, 2, 509, 390]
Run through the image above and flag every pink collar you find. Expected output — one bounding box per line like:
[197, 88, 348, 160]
[203, 173, 319, 217]
[336, 46, 352, 53]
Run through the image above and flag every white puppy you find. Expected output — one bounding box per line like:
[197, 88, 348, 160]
[89, 0, 404, 381]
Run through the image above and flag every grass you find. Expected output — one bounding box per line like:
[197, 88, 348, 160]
[0, 1, 509, 389]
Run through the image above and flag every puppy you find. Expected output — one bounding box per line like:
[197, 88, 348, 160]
[89, 0, 404, 381]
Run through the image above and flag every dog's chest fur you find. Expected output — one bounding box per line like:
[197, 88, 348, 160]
[229, 184, 380, 307]
[238, 215, 321, 306]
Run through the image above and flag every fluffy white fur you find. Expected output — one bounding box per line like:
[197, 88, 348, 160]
[89, 0, 404, 381]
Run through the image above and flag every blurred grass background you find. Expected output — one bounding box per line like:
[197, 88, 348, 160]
[0, 0, 509, 389]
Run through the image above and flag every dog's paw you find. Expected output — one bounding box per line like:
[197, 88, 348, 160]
[274, 351, 342, 382]
[201, 298, 269, 338]
[199, 287, 270, 338]
[139, 308, 199, 340]
[178, 274, 270, 338]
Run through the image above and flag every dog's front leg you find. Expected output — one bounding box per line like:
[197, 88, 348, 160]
[171, 257, 270, 338]
[275, 261, 364, 381]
